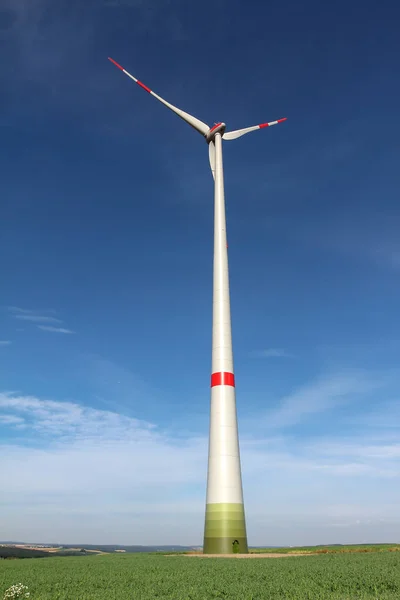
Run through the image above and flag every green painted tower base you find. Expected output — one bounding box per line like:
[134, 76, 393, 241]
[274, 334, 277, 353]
[203, 503, 248, 554]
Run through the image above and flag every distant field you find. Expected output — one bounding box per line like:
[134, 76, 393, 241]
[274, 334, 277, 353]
[1, 551, 400, 599]
[0, 546, 99, 559]
[250, 543, 400, 554]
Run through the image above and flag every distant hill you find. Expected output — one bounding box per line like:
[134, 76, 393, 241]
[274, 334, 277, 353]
[53, 544, 198, 553]
[0, 543, 198, 558]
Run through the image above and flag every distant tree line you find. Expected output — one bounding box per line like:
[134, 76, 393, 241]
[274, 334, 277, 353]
[0, 547, 89, 560]
[0, 547, 50, 559]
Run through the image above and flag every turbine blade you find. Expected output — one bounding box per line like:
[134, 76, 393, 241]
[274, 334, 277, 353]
[209, 140, 216, 180]
[223, 118, 287, 141]
[108, 58, 210, 136]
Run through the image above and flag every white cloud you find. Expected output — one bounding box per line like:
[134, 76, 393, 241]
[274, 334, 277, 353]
[82, 354, 155, 415]
[0, 414, 24, 424]
[252, 348, 294, 358]
[262, 369, 384, 428]
[0, 392, 153, 439]
[8, 307, 55, 314]
[37, 326, 75, 334]
[310, 439, 400, 461]
[1, 382, 400, 545]
[0, 340, 11, 346]
[16, 315, 62, 324]
[8, 307, 62, 324]
[346, 399, 400, 429]
[7, 307, 75, 334]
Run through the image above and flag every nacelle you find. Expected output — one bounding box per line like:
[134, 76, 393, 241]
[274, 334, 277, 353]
[206, 122, 226, 143]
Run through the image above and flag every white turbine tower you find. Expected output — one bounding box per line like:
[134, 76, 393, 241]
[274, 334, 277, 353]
[109, 57, 286, 554]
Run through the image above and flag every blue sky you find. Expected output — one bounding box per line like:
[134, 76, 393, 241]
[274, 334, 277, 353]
[1, 0, 400, 545]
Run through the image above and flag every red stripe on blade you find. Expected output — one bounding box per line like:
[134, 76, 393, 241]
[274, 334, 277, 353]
[277, 118, 287, 123]
[211, 372, 235, 387]
[137, 80, 151, 93]
[259, 122, 270, 128]
[108, 57, 124, 71]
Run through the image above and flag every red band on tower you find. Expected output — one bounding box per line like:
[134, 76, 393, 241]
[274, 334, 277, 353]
[211, 372, 235, 387]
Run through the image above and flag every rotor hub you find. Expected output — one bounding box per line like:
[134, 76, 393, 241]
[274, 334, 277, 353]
[206, 122, 226, 143]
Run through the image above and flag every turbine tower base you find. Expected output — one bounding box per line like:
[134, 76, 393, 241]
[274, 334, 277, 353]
[203, 503, 248, 554]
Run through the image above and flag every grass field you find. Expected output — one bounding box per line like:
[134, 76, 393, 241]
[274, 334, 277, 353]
[249, 544, 400, 554]
[1, 551, 400, 599]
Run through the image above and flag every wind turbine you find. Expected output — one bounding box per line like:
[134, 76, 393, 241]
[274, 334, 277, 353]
[108, 57, 287, 554]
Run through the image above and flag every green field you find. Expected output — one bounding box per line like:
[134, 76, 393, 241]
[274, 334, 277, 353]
[1, 552, 400, 600]
[250, 544, 400, 554]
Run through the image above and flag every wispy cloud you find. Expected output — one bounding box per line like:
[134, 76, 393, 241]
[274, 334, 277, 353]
[9, 307, 57, 314]
[268, 213, 400, 272]
[8, 307, 61, 323]
[345, 399, 400, 430]
[252, 348, 294, 358]
[7, 307, 75, 334]
[1, 382, 400, 544]
[262, 369, 386, 429]
[0, 392, 154, 440]
[37, 326, 75, 334]
[83, 354, 155, 415]
[0, 340, 11, 346]
[0, 415, 24, 425]
[17, 315, 62, 324]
